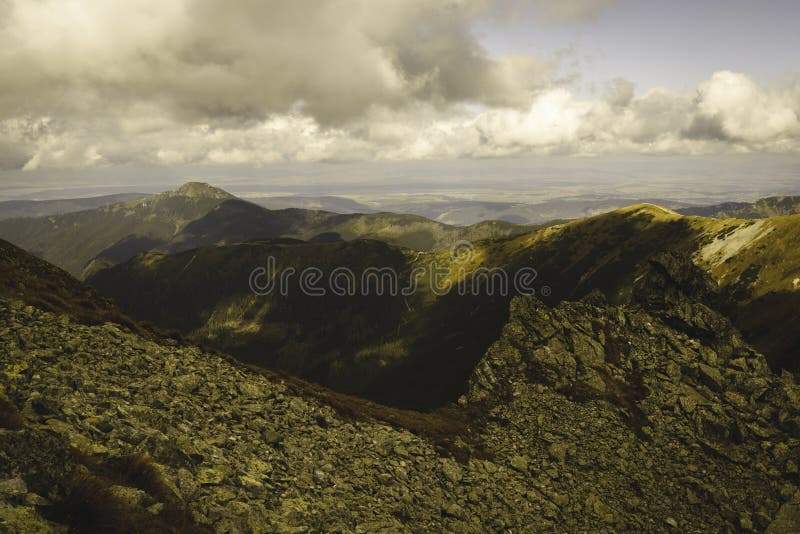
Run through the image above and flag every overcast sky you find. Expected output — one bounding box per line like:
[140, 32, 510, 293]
[0, 0, 798, 193]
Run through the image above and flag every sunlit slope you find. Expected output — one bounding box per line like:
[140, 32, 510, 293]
[88, 203, 800, 408]
[448, 204, 800, 368]
[692, 214, 800, 367]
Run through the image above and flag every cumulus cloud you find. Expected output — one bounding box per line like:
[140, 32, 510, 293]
[5, 71, 800, 169]
[0, 0, 797, 170]
[0, 0, 553, 125]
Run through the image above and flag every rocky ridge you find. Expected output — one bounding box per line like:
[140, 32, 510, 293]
[2, 254, 800, 531]
[465, 254, 800, 531]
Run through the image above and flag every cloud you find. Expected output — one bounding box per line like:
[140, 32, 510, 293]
[536, 0, 618, 22]
[693, 71, 800, 143]
[0, 0, 554, 126]
[605, 79, 635, 108]
[0, 0, 797, 170]
[3, 71, 800, 170]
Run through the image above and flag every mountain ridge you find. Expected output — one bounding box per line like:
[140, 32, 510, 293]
[3, 241, 800, 531]
[678, 195, 800, 219]
[0, 182, 539, 279]
[86, 203, 800, 414]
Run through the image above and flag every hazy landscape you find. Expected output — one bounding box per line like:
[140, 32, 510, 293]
[1, 1, 800, 533]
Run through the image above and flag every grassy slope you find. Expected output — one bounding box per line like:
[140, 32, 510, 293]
[86, 203, 800, 409]
[83, 205, 702, 407]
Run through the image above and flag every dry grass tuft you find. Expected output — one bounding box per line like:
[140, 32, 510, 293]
[0, 396, 25, 430]
[67, 452, 202, 533]
[45, 471, 166, 533]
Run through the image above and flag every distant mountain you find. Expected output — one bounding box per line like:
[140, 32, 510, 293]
[375, 197, 692, 225]
[248, 195, 376, 213]
[0, 182, 539, 278]
[0, 182, 238, 277]
[166, 198, 541, 255]
[0, 192, 147, 220]
[678, 195, 800, 218]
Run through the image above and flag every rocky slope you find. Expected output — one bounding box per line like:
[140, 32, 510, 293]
[0, 238, 151, 337]
[3, 246, 800, 531]
[464, 254, 800, 532]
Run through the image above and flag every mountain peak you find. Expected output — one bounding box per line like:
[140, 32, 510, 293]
[173, 182, 234, 199]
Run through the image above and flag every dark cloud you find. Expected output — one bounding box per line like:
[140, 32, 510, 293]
[0, 0, 553, 125]
[684, 113, 730, 141]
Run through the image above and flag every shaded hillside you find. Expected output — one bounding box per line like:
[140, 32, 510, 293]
[0, 192, 146, 220]
[679, 195, 800, 218]
[88, 239, 511, 409]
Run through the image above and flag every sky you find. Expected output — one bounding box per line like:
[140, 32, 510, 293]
[0, 0, 798, 196]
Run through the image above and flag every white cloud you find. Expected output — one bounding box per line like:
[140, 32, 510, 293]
[694, 71, 800, 142]
[0, 0, 797, 169]
[3, 71, 799, 169]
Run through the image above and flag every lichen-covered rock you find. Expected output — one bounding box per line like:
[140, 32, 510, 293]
[463, 254, 800, 531]
[2, 256, 800, 533]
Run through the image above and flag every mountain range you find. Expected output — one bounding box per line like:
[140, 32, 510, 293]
[84, 201, 800, 409]
[3, 224, 800, 530]
[0, 193, 148, 221]
[677, 195, 800, 218]
[2, 183, 800, 531]
[247, 195, 694, 225]
[0, 183, 539, 279]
